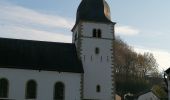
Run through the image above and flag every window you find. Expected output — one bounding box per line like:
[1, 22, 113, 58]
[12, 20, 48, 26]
[93, 29, 97, 37]
[54, 82, 65, 100]
[95, 48, 99, 54]
[98, 29, 102, 38]
[26, 80, 37, 99]
[0, 78, 9, 98]
[96, 85, 101, 93]
[92, 29, 102, 38]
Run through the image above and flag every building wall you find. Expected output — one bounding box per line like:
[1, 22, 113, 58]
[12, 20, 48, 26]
[0, 68, 81, 100]
[73, 22, 115, 100]
[138, 92, 159, 100]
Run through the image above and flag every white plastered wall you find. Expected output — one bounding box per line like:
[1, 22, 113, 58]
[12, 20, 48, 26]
[0, 68, 81, 100]
[74, 22, 115, 100]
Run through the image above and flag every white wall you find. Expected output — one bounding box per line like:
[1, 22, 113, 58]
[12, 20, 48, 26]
[74, 22, 115, 100]
[0, 68, 81, 100]
[138, 92, 159, 100]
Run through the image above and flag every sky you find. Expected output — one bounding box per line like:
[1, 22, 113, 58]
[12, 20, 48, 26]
[0, 0, 170, 72]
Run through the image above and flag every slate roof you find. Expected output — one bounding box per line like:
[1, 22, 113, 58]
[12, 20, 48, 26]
[72, 0, 116, 31]
[73, 0, 116, 27]
[0, 37, 83, 73]
[76, 0, 110, 22]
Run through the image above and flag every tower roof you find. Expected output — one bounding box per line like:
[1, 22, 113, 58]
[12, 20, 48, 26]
[75, 0, 113, 24]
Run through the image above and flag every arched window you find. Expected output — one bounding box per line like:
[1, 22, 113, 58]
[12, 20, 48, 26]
[95, 47, 99, 54]
[0, 78, 9, 98]
[96, 85, 101, 93]
[54, 82, 65, 100]
[98, 29, 102, 38]
[25, 80, 37, 99]
[93, 29, 97, 37]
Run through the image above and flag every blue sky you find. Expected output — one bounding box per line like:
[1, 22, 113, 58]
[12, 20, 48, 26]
[0, 0, 170, 72]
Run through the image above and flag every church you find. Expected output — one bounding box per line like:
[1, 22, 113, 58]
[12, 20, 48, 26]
[0, 0, 116, 100]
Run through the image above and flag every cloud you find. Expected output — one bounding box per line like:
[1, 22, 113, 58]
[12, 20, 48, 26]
[0, 1, 141, 43]
[0, 1, 74, 42]
[115, 25, 140, 36]
[0, 25, 72, 43]
[0, 3, 74, 29]
[134, 47, 170, 72]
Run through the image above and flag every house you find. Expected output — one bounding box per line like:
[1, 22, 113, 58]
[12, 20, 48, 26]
[137, 90, 160, 100]
[0, 0, 116, 100]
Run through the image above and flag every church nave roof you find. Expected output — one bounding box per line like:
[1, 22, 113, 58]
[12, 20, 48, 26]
[0, 37, 83, 73]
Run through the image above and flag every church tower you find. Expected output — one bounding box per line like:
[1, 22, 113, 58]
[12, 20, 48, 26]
[72, 0, 116, 100]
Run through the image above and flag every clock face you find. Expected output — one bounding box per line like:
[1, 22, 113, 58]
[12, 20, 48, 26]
[104, 1, 111, 20]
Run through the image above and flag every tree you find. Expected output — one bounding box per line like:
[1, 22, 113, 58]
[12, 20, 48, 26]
[114, 37, 159, 97]
[152, 84, 168, 99]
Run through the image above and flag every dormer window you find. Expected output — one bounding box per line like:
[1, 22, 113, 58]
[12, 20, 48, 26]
[92, 29, 102, 38]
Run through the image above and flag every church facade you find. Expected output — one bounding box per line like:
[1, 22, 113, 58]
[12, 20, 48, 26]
[0, 0, 116, 100]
